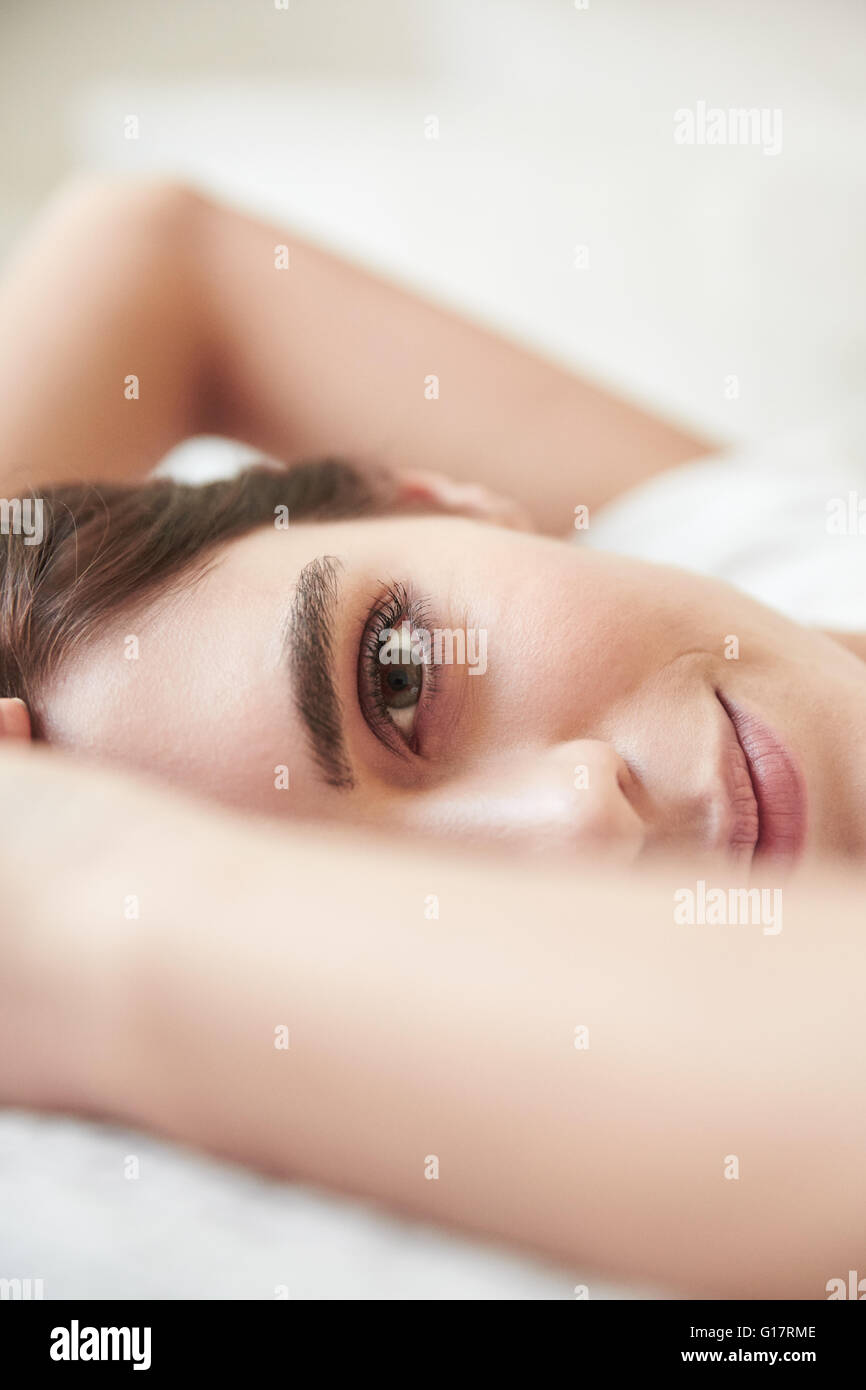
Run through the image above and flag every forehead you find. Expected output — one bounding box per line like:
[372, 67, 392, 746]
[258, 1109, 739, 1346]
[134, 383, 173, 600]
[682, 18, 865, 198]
[40, 522, 320, 770]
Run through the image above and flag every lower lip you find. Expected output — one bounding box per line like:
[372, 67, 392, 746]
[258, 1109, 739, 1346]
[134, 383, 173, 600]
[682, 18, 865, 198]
[718, 694, 807, 865]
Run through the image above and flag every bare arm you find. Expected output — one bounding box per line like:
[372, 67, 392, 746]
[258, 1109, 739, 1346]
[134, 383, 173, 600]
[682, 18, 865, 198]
[3, 742, 862, 1298]
[0, 180, 210, 491]
[0, 178, 709, 533]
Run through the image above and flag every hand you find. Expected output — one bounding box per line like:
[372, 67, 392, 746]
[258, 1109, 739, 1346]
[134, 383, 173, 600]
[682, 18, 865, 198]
[391, 468, 537, 530]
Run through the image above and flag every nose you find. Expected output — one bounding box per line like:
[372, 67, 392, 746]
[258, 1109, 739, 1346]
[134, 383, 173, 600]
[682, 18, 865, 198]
[415, 740, 647, 862]
[563, 740, 646, 861]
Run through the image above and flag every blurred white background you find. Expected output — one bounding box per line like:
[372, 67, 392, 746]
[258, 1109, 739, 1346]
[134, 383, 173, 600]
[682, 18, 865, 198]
[1, 0, 864, 445]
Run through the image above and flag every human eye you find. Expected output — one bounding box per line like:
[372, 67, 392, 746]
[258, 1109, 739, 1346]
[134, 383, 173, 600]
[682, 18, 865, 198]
[357, 582, 437, 754]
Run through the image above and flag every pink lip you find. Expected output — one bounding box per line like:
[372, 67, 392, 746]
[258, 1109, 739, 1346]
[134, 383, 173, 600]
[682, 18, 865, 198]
[717, 694, 807, 865]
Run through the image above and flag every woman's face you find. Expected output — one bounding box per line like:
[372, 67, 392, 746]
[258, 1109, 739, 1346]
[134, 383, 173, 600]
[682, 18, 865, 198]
[42, 514, 866, 867]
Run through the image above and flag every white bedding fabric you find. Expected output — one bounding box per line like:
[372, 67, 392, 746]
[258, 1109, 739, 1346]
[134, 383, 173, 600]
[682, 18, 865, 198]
[585, 407, 866, 629]
[3, 416, 864, 1300]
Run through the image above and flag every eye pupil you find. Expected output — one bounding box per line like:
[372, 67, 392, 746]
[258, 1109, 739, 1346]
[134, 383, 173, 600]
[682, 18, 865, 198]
[381, 661, 421, 708]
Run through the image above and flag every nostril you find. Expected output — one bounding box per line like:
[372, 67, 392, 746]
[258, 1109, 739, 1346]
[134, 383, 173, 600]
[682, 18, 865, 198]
[615, 754, 639, 800]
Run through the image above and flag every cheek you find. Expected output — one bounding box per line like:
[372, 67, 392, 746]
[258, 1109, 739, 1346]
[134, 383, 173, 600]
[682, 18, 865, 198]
[483, 565, 686, 741]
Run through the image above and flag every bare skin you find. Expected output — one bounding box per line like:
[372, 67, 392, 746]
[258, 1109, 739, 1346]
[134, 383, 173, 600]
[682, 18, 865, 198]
[1, 179, 864, 1296]
[1, 741, 865, 1299]
[0, 177, 706, 522]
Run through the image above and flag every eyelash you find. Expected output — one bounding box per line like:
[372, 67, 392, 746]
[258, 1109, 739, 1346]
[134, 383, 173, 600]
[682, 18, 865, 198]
[359, 582, 438, 755]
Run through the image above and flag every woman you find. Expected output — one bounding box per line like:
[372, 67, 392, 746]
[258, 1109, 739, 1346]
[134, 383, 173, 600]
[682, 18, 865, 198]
[1, 178, 864, 1297]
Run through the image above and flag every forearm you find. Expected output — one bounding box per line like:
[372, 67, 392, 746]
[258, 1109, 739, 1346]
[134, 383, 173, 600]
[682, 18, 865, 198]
[0, 179, 210, 492]
[4, 747, 860, 1298]
[0, 177, 708, 526]
[127, 838, 866, 1297]
[197, 195, 708, 534]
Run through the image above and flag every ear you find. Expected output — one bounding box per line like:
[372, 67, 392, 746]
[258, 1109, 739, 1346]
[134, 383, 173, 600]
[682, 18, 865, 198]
[0, 698, 32, 742]
[390, 469, 536, 532]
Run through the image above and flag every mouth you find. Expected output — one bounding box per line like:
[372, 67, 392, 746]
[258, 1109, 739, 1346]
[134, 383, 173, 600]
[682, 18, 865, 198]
[717, 692, 807, 866]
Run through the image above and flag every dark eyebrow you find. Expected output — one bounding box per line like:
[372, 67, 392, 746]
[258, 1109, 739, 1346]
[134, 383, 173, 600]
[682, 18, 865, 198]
[282, 555, 354, 791]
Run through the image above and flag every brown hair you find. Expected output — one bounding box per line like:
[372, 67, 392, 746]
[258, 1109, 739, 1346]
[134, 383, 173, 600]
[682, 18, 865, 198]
[0, 459, 390, 738]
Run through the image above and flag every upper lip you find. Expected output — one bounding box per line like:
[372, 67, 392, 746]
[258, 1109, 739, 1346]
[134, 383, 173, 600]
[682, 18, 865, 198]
[716, 692, 807, 865]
